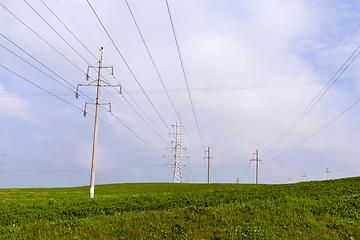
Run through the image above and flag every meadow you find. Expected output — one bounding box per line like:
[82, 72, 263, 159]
[0, 177, 359, 239]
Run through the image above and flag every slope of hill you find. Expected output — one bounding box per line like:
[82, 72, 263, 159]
[0, 178, 359, 239]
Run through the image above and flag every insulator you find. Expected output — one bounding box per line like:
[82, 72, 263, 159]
[83, 103, 87, 117]
[86, 67, 90, 81]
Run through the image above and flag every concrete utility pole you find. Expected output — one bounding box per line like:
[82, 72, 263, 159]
[326, 168, 330, 180]
[205, 147, 213, 184]
[250, 150, 262, 184]
[170, 113, 188, 183]
[76, 47, 121, 199]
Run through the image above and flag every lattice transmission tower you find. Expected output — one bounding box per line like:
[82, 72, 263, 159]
[170, 114, 188, 183]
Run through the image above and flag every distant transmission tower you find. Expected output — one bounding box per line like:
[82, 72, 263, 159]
[170, 114, 188, 183]
[76, 47, 121, 199]
[187, 173, 195, 183]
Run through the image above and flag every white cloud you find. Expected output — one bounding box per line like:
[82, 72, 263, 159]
[0, 84, 31, 119]
[1, 0, 360, 187]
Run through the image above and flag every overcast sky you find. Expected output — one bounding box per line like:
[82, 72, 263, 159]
[1, 0, 360, 188]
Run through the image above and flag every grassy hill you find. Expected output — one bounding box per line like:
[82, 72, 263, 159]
[0, 178, 359, 239]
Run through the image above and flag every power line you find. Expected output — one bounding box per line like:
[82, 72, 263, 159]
[0, 64, 140, 140]
[5, 164, 168, 173]
[0, 64, 84, 112]
[54, 0, 99, 50]
[260, 23, 360, 155]
[0, 40, 74, 92]
[23, 0, 93, 66]
[2, 78, 360, 98]
[0, 56, 165, 146]
[0, 3, 84, 73]
[262, 45, 360, 157]
[121, 79, 360, 93]
[53, 0, 134, 82]
[0, 33, 145, 139]
[6, 156, 166, 165]
[106, 83, 173, 143]
[3, 1, 205, 182]
[266, 97, 360, 163]
[85, 0, 173, 137]
[0, 33, 96, 103]
[165, 0, 206, 151]
[31, 0, 172, 144]
[240, 161, 251, 182]
[124, 0, 178, 114]
[97, 85, 172, 146]
[2, 2, 172, 148]
[123, 0, 204, 156]
[0, 39, 164, 143]
[39, 0, 98, 60]
[1, 148, 168, 158]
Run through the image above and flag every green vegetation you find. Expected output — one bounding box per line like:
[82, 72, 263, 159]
[0, 178, 359, 239]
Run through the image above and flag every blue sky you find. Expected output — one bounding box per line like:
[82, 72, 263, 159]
[1, 0, 360, 188]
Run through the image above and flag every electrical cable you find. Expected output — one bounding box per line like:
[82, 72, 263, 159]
[124, 0, 205, 153]
[3, 2, 173, 147]
[266, 98, 360, 163]
[6, 156, 167, 165]
[262, 45, 360, 157]
[1, 3, 188, 172]
[0, 64, 143, 140]
[2, 78, 359, 98]
[23, 0, 93, 67]
[0, 3, 84, 73]
[39, 0, 173, 143]
[39, 0, 98, 60]
[86, 0, 174, 137]
[0, 64, 84, 113]
[240, 161, 251, 182]
[165, 0, 206, 151]
[124, 0, 178, 114]
[5, 164, 168, 173]
[102, 89, 172, 144]
[0, 41, 74, 92]
[54, 0, 99, 50]
[0, 34, 164, 143]
[260, 23, 360, 153]
[54, 0, 135, 83]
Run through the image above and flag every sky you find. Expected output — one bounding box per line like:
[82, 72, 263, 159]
[1, 0, 360, 188]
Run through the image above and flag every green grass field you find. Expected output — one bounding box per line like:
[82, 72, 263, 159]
[0, 178, 359, 239]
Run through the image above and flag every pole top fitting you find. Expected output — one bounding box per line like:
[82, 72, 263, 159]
[99, 47, 104, 61]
